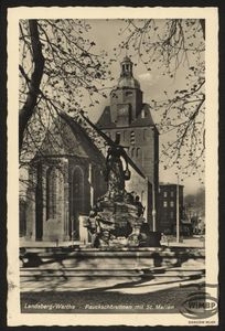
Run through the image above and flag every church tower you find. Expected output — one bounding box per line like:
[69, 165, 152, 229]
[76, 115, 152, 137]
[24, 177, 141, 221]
[110, 56, 143, 125]
[97, 56, 159, 229]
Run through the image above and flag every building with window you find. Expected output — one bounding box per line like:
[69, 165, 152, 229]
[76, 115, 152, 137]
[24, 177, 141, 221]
[22, 109, 153, 242]
[21, 56, 160, 242]
[158, 183, 184, 234]
[96, 56, 159, 230]
[23, 112, 107, 242]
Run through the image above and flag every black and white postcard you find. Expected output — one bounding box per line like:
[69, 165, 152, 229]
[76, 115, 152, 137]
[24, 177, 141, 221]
[7, 6, 218, 326]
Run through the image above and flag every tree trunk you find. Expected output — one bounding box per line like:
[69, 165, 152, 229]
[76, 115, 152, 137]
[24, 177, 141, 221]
[19, 20, 45, 152]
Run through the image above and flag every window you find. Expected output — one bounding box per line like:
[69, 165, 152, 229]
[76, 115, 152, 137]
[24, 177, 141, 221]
[72, 166, 85, 239]
[163, 192, 168, 198]
[163, 201, 168, 207]
[47, 167, 64, 219]
[171, 191, 174, 197]
[141, 109, 145, 118]
[19, 199, 27, 237]
[136, 148, 141, 158]
[170, 201, 174, 207]
[116, 131, 121, 142]
[170, 211, 174, 219]
[130, 131, 135, 145]
[73, 167, 84, 215]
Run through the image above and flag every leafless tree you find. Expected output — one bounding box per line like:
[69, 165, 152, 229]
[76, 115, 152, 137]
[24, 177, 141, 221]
[19, 19, 109, 158]
[19, 19, 205, 184]
[118, 19, 205, 182]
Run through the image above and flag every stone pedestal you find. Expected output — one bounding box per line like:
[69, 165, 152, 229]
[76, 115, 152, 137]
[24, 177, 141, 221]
[43, 218, 64, 242]
[84, 190, 152, 248]
[79, 215, 90, 245]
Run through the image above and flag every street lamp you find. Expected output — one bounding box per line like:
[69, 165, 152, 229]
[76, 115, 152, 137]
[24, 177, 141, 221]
[176, 174, 180, 243]
[152, 181, 156, 232]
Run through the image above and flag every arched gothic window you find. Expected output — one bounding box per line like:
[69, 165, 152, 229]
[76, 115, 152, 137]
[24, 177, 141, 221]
[116, 131, 121, 142]
[72, 166, 84, 216]
[136, 148, 141, 159]
[141, 108, 148, 118]
[46, 167, 64, 219]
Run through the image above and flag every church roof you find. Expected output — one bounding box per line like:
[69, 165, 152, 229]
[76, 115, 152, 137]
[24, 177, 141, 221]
[35, 111, 149, 181]
[117, 76, 140, 89]
[130, 104, 156, 128]
[96, 106, 117, 129]
[96, 103, 156, 129]
[35, 112, 105, 165]
[122, 55, 132, 63]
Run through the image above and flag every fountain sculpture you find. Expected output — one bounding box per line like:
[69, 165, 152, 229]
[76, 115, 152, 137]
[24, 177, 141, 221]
[84, 134, 158, 248]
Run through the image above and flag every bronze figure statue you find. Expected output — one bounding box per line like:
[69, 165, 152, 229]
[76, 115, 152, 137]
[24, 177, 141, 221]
[105, 133, 130, 201]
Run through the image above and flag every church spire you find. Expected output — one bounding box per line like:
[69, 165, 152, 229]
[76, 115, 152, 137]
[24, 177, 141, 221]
[117, 56, 140, 89]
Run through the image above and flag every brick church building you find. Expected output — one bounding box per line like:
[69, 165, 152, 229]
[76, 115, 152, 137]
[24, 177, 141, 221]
[96, 56, 159, 230]
[21, 56, 160, 242]
[22, 113, 107, 242]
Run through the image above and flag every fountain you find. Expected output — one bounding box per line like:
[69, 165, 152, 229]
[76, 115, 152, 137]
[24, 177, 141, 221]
[84, 134, 160, 248]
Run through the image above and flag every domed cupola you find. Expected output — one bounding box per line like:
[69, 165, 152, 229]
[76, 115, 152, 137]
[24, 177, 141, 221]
[109, 56, 143, 125]
[118, 56, 140, 89]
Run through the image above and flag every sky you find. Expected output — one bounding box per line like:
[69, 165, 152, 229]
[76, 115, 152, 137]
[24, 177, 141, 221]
[80, 19, 205, 195]
[18, 19, 205, 196]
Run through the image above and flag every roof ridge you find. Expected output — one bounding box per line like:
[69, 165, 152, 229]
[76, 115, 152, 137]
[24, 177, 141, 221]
[58, 112, 106, 163]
